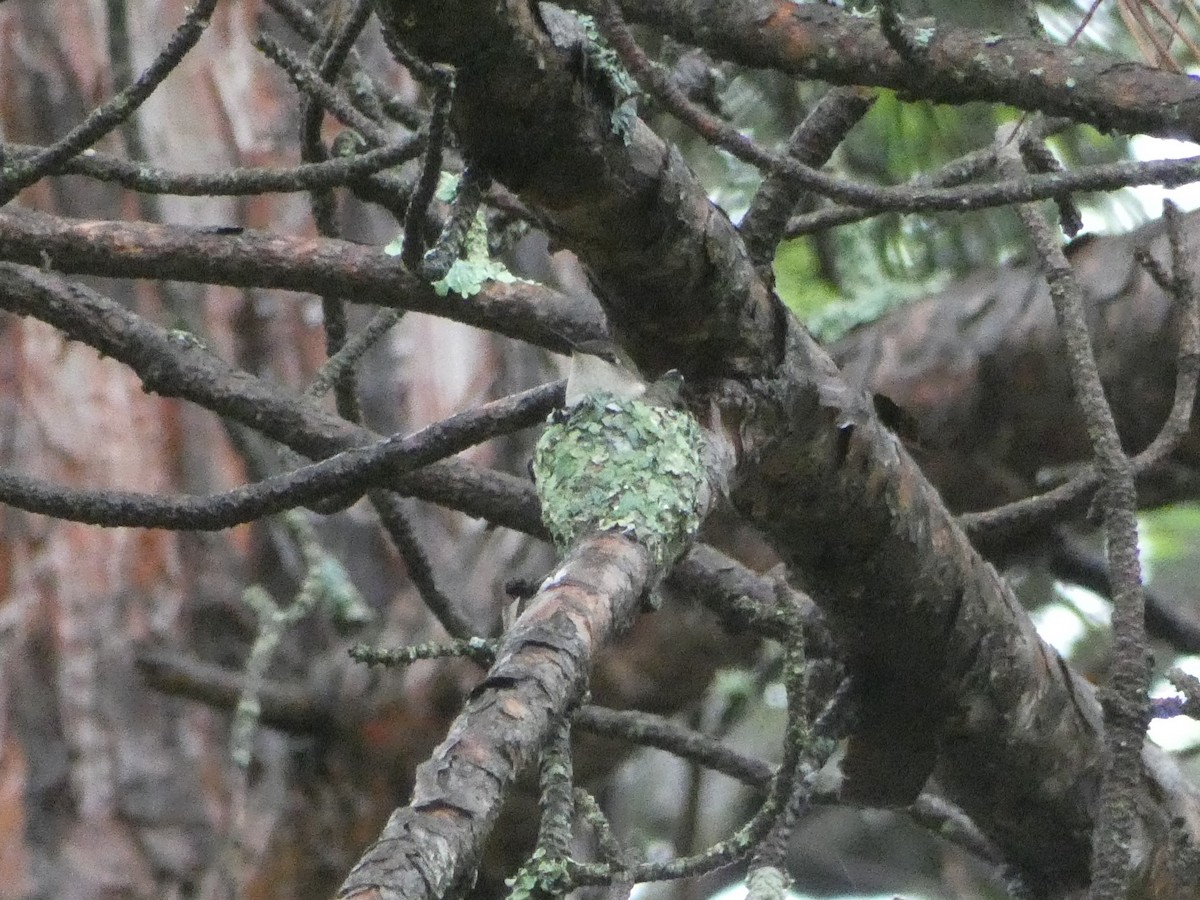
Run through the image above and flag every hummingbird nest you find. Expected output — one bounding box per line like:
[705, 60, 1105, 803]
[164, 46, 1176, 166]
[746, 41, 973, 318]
[531, 392, 707, 570]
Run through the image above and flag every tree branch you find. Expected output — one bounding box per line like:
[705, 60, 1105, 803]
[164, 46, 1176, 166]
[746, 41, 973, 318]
[370, 0, 1200, 893]
[609, 0, 1200, 143]
[338, 532, 654, 899]
[0, 262, 544, 535]
[0, 207, 606, 354]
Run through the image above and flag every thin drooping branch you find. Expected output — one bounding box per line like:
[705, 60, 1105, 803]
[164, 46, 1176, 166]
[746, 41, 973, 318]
[304, 309, 406, 400]
[573, 705, 774, 786]
[567, 642, 815, 890]
[367, 488, 473, 637]
[0, 208, 605, 353]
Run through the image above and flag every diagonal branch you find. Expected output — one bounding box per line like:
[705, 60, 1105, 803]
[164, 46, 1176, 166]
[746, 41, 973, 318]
[0, 262, 543, 535]
[0, 0, 221, 204]
[339, 532, 653, 898]
[370, 0, 1200, 894]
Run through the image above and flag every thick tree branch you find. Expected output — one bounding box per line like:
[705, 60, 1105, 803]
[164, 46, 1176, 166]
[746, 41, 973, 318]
[832, 210, 1200, 526]
[338, 532, 653, 898]
[0, 207, 605, 354]
[609, 0, 1200, 143]
[591, 2, 1200, 223]
[370, 0, 1200, 893]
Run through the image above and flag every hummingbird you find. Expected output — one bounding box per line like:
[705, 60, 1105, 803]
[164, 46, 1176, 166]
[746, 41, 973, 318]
[565, 338, 684, 408]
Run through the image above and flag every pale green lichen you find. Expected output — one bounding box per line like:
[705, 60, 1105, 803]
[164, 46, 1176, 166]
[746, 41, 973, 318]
[575, 13, 639, 144]
[912, 26, 936, 48]
[532, 393, 706, 569]
[505, 848, 571, 900]
[166, 328, 211, 351]
[435, 170, 460, 202]
[385, 203, 533, 298]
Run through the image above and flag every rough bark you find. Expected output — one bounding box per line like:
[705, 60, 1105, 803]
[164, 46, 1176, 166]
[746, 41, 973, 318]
[5, 0, 1200, 897]
[833, 215, 1200, 518]
[363, 0, 1200, 894]
[611, 0, 1200, 145]
[0, 207, 604, 355]
[339, 532, 654, 899]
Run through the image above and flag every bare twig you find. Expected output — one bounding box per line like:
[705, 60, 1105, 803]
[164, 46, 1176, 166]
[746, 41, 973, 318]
[1002, 123, 1151, 900]
[255, 33, 392, 145]
[0, 139, 421, 196]
[400, 66, 455, 269]
[0, 0, 221, 204]
[0, 355, 562, 532]
[573, 705, 773, 787]
[739, 86, 875, 270]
